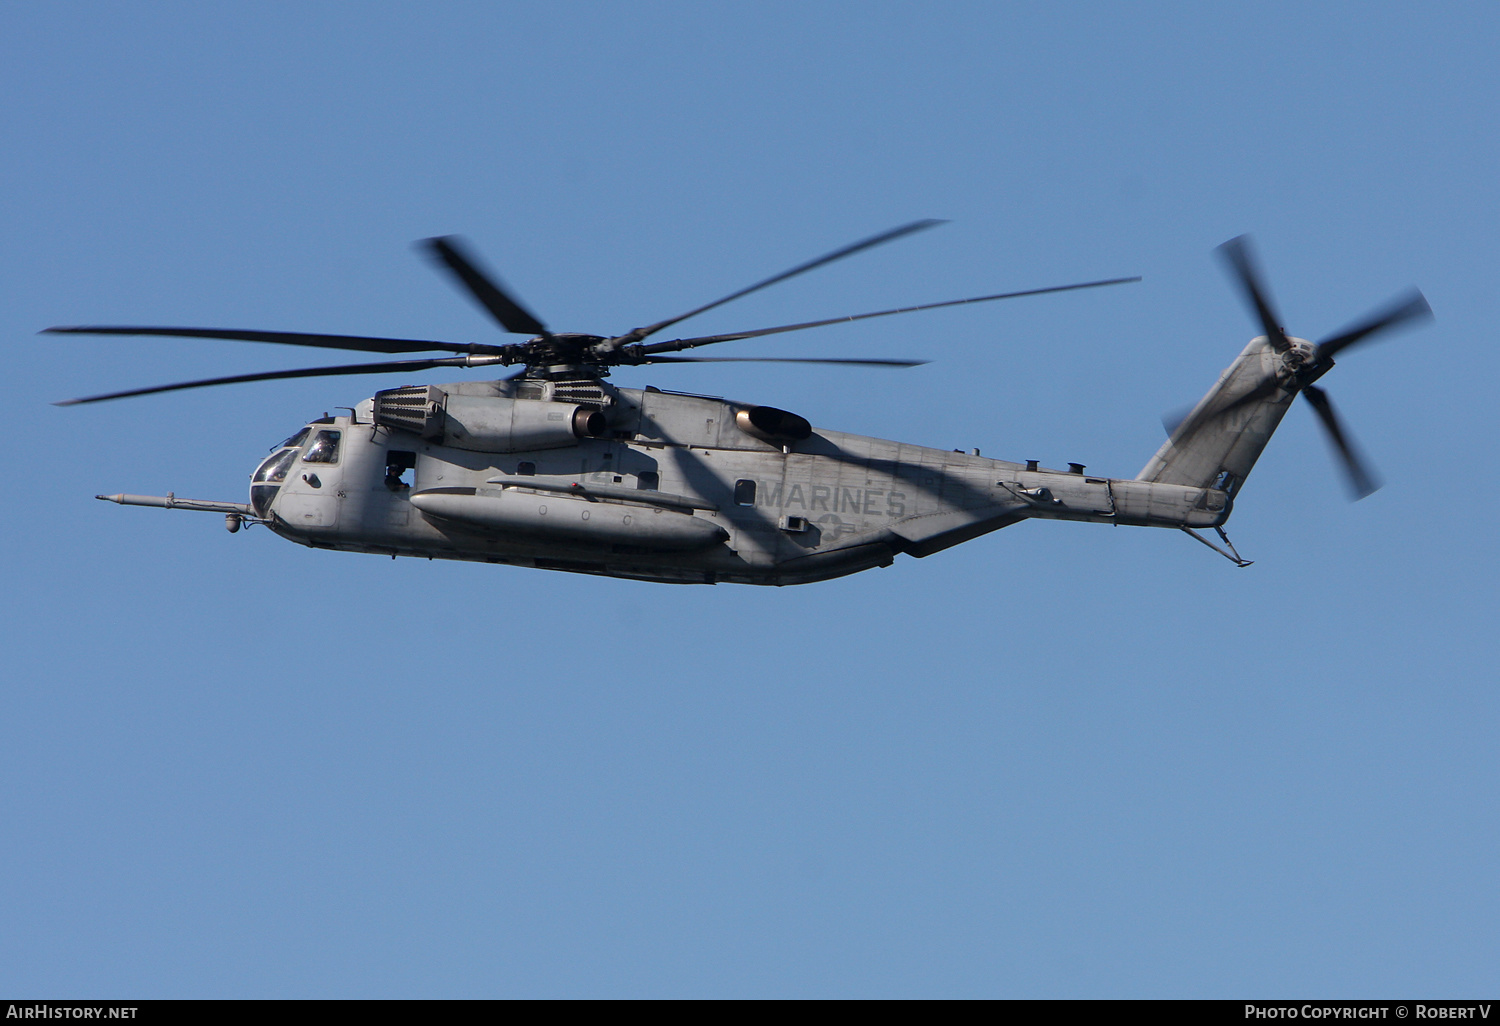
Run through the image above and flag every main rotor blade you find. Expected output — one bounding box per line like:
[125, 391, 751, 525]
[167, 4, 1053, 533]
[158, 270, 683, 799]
[640, 356, 927, 367]
[55, 356, 473, 405]
[421, 236, 550, 337]
[632, 277, 1141, 356]
[1315, 289, 1432, 362]
[607, 219, 947, 348]
[1217, 235, 1292, 353]
[42, 325, 504, 356]
[1302, 384, 1380, 500]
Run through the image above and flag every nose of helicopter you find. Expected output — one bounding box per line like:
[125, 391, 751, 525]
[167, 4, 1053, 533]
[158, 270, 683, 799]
[250, 421, 347, 523]
[248, 424, 316, 518]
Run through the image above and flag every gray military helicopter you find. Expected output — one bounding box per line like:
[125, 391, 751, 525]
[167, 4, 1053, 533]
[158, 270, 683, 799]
[53, 224, 1430, 584]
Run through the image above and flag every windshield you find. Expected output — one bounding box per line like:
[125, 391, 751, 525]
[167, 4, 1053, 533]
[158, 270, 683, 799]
[253, 448, 298, 484]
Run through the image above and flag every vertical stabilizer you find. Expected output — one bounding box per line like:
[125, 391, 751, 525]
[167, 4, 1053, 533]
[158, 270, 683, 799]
[1137, 336, 1300, 495]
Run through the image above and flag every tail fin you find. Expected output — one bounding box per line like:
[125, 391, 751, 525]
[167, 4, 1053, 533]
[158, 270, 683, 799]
[1137, 336, 1300, 498]
[1147, 233, 1432, 505]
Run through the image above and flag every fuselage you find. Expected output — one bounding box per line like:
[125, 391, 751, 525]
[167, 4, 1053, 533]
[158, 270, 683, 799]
[251, 379, 1229, 585]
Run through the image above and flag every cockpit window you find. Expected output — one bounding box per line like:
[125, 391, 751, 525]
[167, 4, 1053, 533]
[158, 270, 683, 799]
[253, 448, 298, 484]
[278, 427, 311, 451]
[303, 430, 342, 464]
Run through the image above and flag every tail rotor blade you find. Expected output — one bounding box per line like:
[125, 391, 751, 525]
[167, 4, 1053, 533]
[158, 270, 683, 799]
[1315, 289, 1432, 362]
[1217, 235, 1292, 353]
[1161, 405, 1195, 438]
[421, 236, 550, 337]
[1168, 372, 1284, 442]
[1302, 384, 1380, 500]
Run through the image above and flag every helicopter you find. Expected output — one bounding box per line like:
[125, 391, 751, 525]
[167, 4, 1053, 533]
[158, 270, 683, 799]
[51, 223, 1430, 585]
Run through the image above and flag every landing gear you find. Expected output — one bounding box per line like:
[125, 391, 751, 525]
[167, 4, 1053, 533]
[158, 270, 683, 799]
[1180, 525, 1253, 567]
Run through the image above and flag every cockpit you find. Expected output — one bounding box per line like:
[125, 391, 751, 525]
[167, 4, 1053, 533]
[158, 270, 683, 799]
[250, 422, 342, 518]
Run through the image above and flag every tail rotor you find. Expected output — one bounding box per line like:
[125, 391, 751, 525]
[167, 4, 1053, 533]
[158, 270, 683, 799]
[1214, 235, 1432, 500]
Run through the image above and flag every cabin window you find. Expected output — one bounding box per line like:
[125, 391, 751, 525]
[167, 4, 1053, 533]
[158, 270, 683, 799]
[638, 471, 659, 491]
[734, 479, 757, 506]
[385, 449, 416, 491]
[517, 461, 536, 476]
[303, 430, 342, 464]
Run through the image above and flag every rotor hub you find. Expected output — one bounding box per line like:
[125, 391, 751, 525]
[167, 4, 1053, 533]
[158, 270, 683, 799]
[1279, 336, 1318, 379]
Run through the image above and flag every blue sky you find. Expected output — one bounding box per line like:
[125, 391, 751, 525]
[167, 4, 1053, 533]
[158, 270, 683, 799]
[2, 1, 1496, 997]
